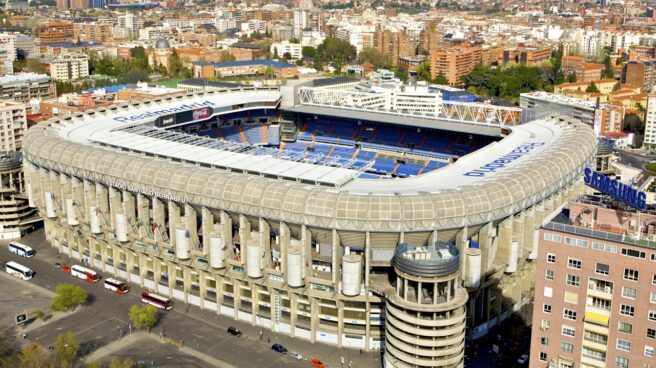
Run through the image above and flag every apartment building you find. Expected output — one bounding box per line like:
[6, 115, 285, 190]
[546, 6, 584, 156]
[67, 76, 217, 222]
[47, 53, 89, 82]
[0, 73, 55, 102]
[73, 22, 112, 43]
[429, 43, 482, 87]
[0, 100, 27, 151]
[622, 60, 656, 92]
[374, 27, 412, 67]
[644, 94, 656, 148]
[531, 197, 656, 368]
[35, 20, 75, 43]
[271, 41, 302, 60]
[501, 46, 552, 67]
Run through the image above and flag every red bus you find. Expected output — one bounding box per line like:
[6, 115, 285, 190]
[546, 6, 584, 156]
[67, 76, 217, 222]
[104, 278, 129, 294]
[141, 292, 173, 310]
[70, 265, 100, 283]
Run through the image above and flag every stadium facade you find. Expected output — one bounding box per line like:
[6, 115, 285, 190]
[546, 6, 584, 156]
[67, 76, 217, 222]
[22, 85, 596, 368]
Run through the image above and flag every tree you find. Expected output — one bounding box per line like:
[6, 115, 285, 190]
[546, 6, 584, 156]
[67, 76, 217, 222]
[55, 332, 79, 367]
[19, 343, 50, 368]
[264, 66, 275, 79]
[107, 357, 134, 368]
[357, 47, 388, 69]
[566, 73, 577, 83]
[301, 46, 316, 60]
[602, 50, 614, 79]
[167, 49, 184, 77]
[219, 52, 236, 62]
[316, 38, 356, 66]
[289, 37, 300, 44]
[33, 310, 45, 321]
[295, 59, 304, 66]
[51, 283, 88, 312]
[415, 61, 432, 82]
[128, 304, 158, 330]
[433, 73, 449, 85]
[585, 82, 600, 93]
[623, 113, 644, 133]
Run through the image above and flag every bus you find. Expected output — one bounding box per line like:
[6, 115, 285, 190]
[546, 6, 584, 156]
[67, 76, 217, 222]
[104, 278, 129, 294]
[70, 265, 100, 283]
[5, 261, 34, 280]
[8, 242, 34, 257]
[141, 292, 173, 310]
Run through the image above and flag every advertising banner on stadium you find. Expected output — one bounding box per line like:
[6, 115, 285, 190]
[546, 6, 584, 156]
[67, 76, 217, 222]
[155, 107, 214, 127]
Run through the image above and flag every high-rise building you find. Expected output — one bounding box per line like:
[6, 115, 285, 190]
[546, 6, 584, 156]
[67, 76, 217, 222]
[644, 94, 656, 148]
[47, 53, 90, 82]
[429, 43, 482, 86]
[35, 21, 75, 44]
[374, 27, 412, 67]
[622, 60, 656, 92]
[531, 196, 656, 368]
[0, 100, 27, 152]
[74, 22, 112, 43]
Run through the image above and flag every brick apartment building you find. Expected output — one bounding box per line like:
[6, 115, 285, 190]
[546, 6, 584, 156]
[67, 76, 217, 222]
[73, 22, 112, 43]
[622, 60, 656, 92]
[429, 43, 482, 86]
[374, 27, 412, 67]
[501, 46, 552, 67]
[35, 20, 74, 43]
[531, 196, 656, 368]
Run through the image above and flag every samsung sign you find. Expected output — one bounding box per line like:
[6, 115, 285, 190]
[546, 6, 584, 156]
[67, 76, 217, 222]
[463, 142, 545, 177]
[583, 168, 647, 211]
[112, 100, 214, 123]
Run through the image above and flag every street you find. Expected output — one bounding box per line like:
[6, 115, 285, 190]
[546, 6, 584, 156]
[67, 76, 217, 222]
[1, 229, 382, 368]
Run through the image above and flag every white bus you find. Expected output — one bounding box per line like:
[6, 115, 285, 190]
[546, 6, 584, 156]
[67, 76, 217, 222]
[70, 265, 100, 283]
[141, 292, 173, 310]
[5, 261, 34, 280]
[104, 278, 129, 294]
[8, 242, 34, 257]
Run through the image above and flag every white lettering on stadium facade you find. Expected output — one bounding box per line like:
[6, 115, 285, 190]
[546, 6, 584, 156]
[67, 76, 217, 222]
[106, 179, 187, 203]
[463, 142, 545, 177]
[112, 100, 214, 123]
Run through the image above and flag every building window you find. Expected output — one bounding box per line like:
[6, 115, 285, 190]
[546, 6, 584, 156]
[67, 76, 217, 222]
[595, 262, 610, 275]
[620, 304, 635, 317]
[544, 233, 561, 242]
[543, 304, 552, 314]
[653, 274, 656, 285]
[615, 356, 629, 368]
[619, 321, 633, 334]
[564, 291, 578, 305]
[622, 286, 637, 299]
[541, 336, 549, 346]
[617, 339, 632, 352]
[584, 331, 608, 344]
[539, 352, 547, 362]
[568, 258, 581, 269]
[651, 292, 656, 304]
[563, 308, 577, 321]
[646, 346, 654, 358]
[566, 274, 580, 287]
[547, 253, 556, 263]
[565, 237, 588, 247]
[592, 242, 617, 253]
[624, 268, 639, 281]
[546, 269, 555, 280]
[649, 311, 656, 322]
[562, 326, 576, 338]
[621, 248, 646, 259]
[541, 319, 551, 330]
[648, 328, 656, 339]
[560, 341, 574, 353]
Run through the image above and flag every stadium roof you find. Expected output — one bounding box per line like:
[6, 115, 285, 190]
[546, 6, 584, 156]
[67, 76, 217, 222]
[285, 105, 502, 137]
[178, 79, 243, 88]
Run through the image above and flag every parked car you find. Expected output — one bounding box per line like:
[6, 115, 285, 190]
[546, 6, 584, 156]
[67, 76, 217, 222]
[271, 344, 287, 354]
[227, 327, 241, 337]
[53, 262, 61, 269]
[517, 354, 529, 364]
[310, 359, 325, 368]
[288, 352, 303, 360]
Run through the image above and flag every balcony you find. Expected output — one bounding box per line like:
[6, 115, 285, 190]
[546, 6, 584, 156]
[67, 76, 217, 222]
[587, 284, 613, 300]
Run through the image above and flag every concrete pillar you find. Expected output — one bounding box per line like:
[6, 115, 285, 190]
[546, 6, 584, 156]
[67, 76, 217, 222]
[332, 230, 340, 286]
[310, 298, 318, 343]
[513, 212, 525, 260]
[95, 184, 109, 228]
[337, 301, 344, 347]
[108, 187, 122, 228]
[166, 261, 176, 298]
[123, 191, 136, 234]
[497, 217, 513, 271]
[239, 215, 250, 264]
[83, 180, 95, 222]
[152, 197, 165, 240]
[184, 204, 197, 251]
[301, 225, 312, 278]
[112, 244, 121, 277]
[199, 271, 207, 309]
[136, 194, 149, 238]
[456, 227, 468, 281]
[201, 207, 213, 255]
[71, 177, 84, 220]
[220, 211, 233, 258]
[478, 222, 493, 274]
[59, 174, 70, 217]
[523, 207, 536, 256]
[168, 201, 181, 248]
[280, 222, 290, 274]
[364, 231, 370, 288]
[138, 253, 148, 288]
[290, 293, 297, 337]
[183, 267, 191, 304]
[260, 218, 271, 269]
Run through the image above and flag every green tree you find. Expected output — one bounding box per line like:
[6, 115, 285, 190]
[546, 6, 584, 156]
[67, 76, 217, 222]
[602, 51, 614, 79]
[357, 47, 388, 69]
[264, 66, 275, 79]
[585, 82, 600, 93]
[167, 49, 184, 77]
[623, 113, 644, 133]
[566, 73, 577, 83]
[51, 283, 88, 312]
[433, 73, 449, 85]
[549, 47, 565, 85]
[289, 37, 300, 44]
[19, 343, 51, 368]
[219, 52, 236, 62]
[316, 38, 356, 66]
[295, 59, 304, 66]
[55, 332, 78, 367]
[128, 304, 158, 330]
[55, 81, 76, 97]
[415, 61, 432, 82]
[107, 357, 134, 368]
[33, 310, 45, 321]
[394, 65, 409, 82]
[301, 46, 316, 59]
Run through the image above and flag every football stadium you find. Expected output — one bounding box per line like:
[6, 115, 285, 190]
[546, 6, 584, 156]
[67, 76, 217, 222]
[22, 80, 596, 368]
